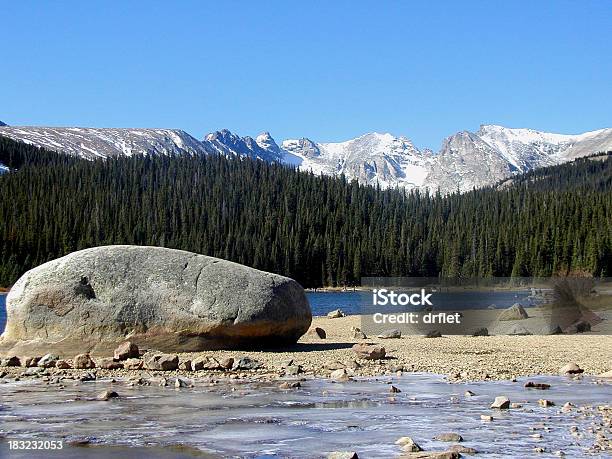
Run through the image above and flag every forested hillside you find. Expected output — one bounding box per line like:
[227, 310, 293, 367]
[0, 136, 610, 288]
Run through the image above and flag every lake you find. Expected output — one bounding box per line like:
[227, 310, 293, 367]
[0, 290, 536, 335]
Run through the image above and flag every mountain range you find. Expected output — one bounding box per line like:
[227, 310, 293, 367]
[1, 120, 610, 193]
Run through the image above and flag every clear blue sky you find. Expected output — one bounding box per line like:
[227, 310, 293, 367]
[1, 1, 610, 150]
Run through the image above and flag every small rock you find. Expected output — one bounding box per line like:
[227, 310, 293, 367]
[73, 353, 96, 369]
[190, 356, 208, 371]
[425, 330, 442, 338]
[123, 358, 143, 370]
[38, 354, 59, 368]
[22, 367, 43, 377]
[55, 359, 72, 369]
[327, 452, 357, 459]
[506, 324, 532, 335]
[96, 358, 123, 370]
[433, 433, 463, 442]
[219, 357, 234, 370]
[330, 368, 350, 382]
[232, 357, 262, 370]
[524, 381, 551, 390]
[285, 365, 303, 376]
[327, 309, 346, 319]
[389, 385, 401, 393]
[490, 396, 510, 409]
[308, 327, 327, 339]
[561, 402, 575, 412]
[480, 415, 493, 421]
[351, 327, 367, 339]
[174, 377, 189, 388]
[498, 303, 529, 321]
[559, 362, 583, 374]
[178, 359, 192, 371]
[279, 381, 301, 389]
[1, 356, 21, 367]
[464, 390, 476, 397]
[96, 390, 119, 401]
[159, 377, 168, 387]
[25, 357, 41, 367]
[113, 341, 139, 361]
[79, 372, 96, 382]
[448, 445, 477, 454]
[352, 343, 386, 360]
[395, 436, 422, 452]
[533, 447, 545, 453]
[471, 327, 489, 337]
[144, 353, 179, 371]
[538, 399, 555, 407]
[377, 329, 401, 339]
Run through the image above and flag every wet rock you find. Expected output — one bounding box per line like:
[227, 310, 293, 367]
[144, 353, 179, 371]
[25, 356, 41, 367]
[448, 445, 477, 454]
[55, 359, 72, 369]
[434, 433, 463, 442]
[352, 343, 386, 360]
[389, 385, 402, 393]
[525, 381, 551, 390]
[113, 341, 139, 361]
[73, 353, 96, 369]
[308, 327, 327, 339]
[378, 329, 401, 339]
[561, 402, 575, 412]
[330, 368, 350, 382]
[491, 396, 510, 409]
[0, 370, 6, 378]
[395, 436, 422, 452]
[480, 415, 493, 421]
[401, 452, 460, 459]
[96, 390, 119, 401]
[174, 377, 189, 388]
[97, 358, 123, 370]
[232, 357, 262, 370]
[559, 362, 583, 374]
[158, 377, 168, 387]
[79, 372, 96, 382]
[425, 330, 442, 338]
[471, 327, 489, 337]
[464, 390, 476, 397]
[533, 447, 545, 453]
[123, 358, 143, 370]
[509, 402, 522, 409]
[327, 309, 346, 319]
[38, 353, 59, 368]
[1, 356, 21, 367]
[538, 399, 555, 407]
[178, 359, 192, 371]
[498, 303, 529, 321]
[279, 381, 301, 389]
[327, 452, 358, 459]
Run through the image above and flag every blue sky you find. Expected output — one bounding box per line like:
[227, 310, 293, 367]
[1, 1, 610, 150]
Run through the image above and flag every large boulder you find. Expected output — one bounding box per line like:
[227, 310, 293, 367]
[0, 246, 312, 356]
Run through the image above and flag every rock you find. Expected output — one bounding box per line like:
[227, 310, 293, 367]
[327, 309, 345, 319]
[1, 356, 21, 367]
[158, 377, 168, 387]
[559, 362, 583, 374]
[279, 381, 301, 389]
[564, 320, 591, 333]
[79, 372, 96, 382]
[490, 396, 510, 409]
[351, 327, 367, 339]
[377, 329, 401, 339]
[540, 324, 563, 335]
[219, 357, 234, 370]
[73, 354, 96, 369]
[425, 330, 443, 338]
[1, 246, 312, 355]
[174, 377, 189, 388]
[498, 303, 529, 321]
[327, 452, 358, 459]
[38, 354, 59, 368]
[23, 367, 44, 376]
[480, 415, 493, 421]
[395, 436, 422, 452]
[113, 342, 139, 361]
[144, 353, 179, 371]
[434, 433, 463, 442]
[97, 358, 123, 370]
[506, 324, 532, 335]
[55, 359, 72, 369]
[401, 452, 460, 459]
[96, 390, 119, 401]
[232, 357, 262, 370]
[561, 402, 575, 412]
[123, 358, 143, 370]
[352, 343, 386, 360]
[389, 385, 401, 393]
[190, 356, 208, 371]
[525, 381, 551, 390]
[464, 390, 476, 397]
[538, 399, 555, 407]
[24, 356, 41, 367]
[178, 359, 192, 371]
[308, 327, 326, 339]
[330, 368, 350, 382]
[471, 327, 489, 337]
[448, 445, 477, 454]
[509, 402, 522, 409]
[285, 365, 303, 376]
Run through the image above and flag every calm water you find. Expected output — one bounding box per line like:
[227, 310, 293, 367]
[0, 374, 609, 458]
[0, 291, 536, 334]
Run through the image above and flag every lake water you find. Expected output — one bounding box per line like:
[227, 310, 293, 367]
[0, 373, 608, 458]
[0, 291, 536, 335]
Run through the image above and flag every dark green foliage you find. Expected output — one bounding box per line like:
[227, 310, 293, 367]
[0, 136, 610, 287]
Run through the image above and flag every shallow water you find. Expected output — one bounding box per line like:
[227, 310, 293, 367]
[0, 373, 609, 458]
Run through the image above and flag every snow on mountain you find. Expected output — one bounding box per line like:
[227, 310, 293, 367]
[0, 126, 209, 159]
[1, 123, 610, 193]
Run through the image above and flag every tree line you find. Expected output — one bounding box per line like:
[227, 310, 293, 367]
[0, 136, 610, 288]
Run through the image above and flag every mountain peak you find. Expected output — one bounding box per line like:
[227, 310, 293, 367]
[0, 121, 7, 127]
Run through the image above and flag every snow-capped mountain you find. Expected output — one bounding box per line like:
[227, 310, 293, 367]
[1, 123, 610, 193]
